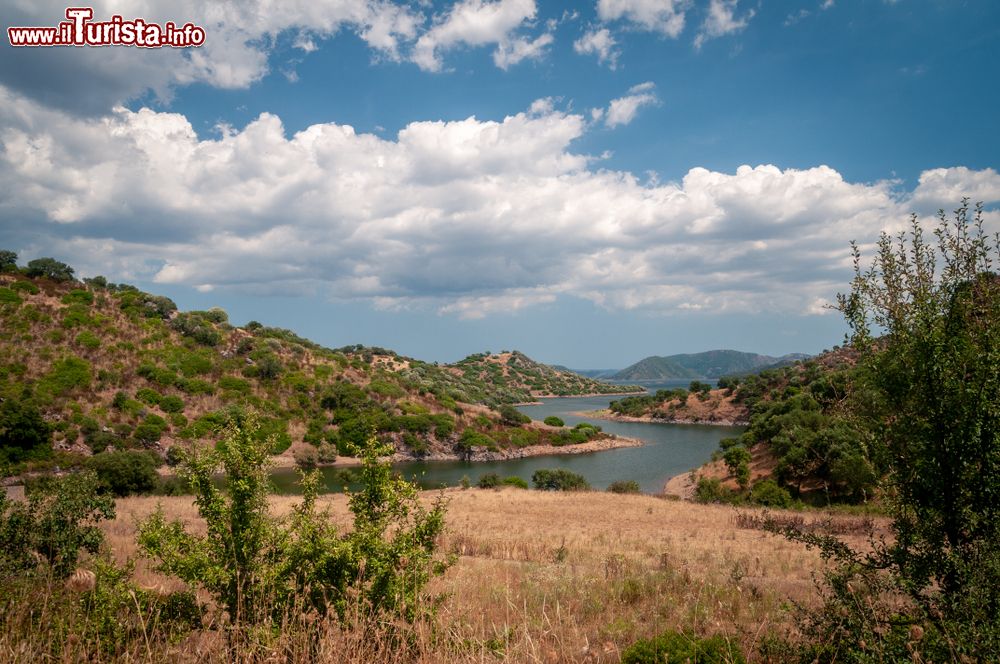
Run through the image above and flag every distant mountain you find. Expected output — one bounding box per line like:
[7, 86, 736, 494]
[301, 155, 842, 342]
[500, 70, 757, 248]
[612, 350, 810, 381]
[555, 367, 620, 380]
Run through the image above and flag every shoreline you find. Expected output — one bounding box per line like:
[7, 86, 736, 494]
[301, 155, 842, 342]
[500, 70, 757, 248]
[512, 389, 648, 406]
[250, 434, 646, 471]
[577, 408, 749, 427]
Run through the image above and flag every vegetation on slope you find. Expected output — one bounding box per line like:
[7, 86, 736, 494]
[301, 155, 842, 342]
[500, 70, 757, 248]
[612, 349, 809, 381]
[0, 253, 620, 483]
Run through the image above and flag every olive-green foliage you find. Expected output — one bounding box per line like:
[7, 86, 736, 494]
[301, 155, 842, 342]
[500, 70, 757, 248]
[502, 475, 529, 489]
[0, 399, 51, 463]
[543, 416, 565, 427]
[0, 287, 21, 306]
[723, 446, 751, 490]
[610, 388, 688, 416]
[135, 387, 161, 405]
[694, 477, 739, 505]
[608, 480, 642, 494]
[25, 257, 75, 281]
[798, 200, 1000, 660]
[86, 450, 161, 497]
[138, 414, 450, 627]
[0, 249, 16, 271]
[531, 468, 590, 491]
[10, 280, 39, 294]
[455, 429, 496, 456]
[74, 330, 101, 350]
[41, 356, 91, 396]
[498, 404, 530, 426]
[0, 472, 115, 578]
[61, 289, 94, 306]
[509, 428, 540, 447]
[169, 312, 222, 346]
[158, 394, 185, 413]
[477, 472, 502, 489]
[621, 629, 745, 664]
[368, 379, 405, 399]
[748, 478, 792, 508]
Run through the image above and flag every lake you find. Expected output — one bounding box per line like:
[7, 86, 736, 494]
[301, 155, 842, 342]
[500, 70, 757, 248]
[270, 384, 743, 495]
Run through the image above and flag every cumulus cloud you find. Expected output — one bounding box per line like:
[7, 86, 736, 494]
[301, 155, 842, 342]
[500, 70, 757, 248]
[574, 28, 620, 68]
[694, 0, 755, 49]
[605, 82, 659, 127]
[411, 0, 542, 72]
[0, 0, 421, 113]
[1, 85, 997, 320]
[596, 0, 689, 37]
[493, 32, 554, 69]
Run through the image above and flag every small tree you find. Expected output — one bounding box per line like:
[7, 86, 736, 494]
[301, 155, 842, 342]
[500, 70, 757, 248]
[138, 413, 450, 629]
[25, 257, 75, 281]
[0, 249, 17, 272]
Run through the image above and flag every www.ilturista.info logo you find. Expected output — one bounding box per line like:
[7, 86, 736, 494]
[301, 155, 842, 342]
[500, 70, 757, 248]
[7, 7, 205, 48]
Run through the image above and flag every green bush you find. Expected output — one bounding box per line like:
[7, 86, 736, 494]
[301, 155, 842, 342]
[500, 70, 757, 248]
[86, 450, 160, 497]
[0, 287, 21, 306]
[477, 472, 502, 489]
[749, 478, 792, 508]
[41, 356, 91, 395]
[532, 468, 590, 491]
[622, 629, 745, 664]
[694, 477, 739, 505]
[0, 399, 51, 463]
[502, 475, 528, 489]
[9, 280, 39, 294]
[158, 395, 185, 413]
[499, 404, 531, 426]
[135, 387, 162, 405]
[74, 330, 101, 350]
[61, 289, 94, 306]
[138, 415, 450, 626]
[608, 480, 642, 494]
[543, 416, 565, 427]
[0, 471, 115, 578]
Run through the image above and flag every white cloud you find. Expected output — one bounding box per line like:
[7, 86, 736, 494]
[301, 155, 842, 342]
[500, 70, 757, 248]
[0, 0, 423, 112]
[493, 32, 554, 69]
[411, 0, 540, 72]
[2, 85, 997, 320]
[596, 0, 689, 37]
[605, 82, 659, 127]
[574, 28, 620, 68]
[695, 0, 755, 49]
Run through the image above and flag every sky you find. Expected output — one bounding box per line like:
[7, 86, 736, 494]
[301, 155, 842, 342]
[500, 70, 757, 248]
[1, 0, 999, 369]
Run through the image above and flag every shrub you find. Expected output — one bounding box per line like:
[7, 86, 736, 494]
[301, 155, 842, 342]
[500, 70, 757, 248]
[25, 257, 75, 281]
[74, 330, 101, 350]
[532, 468, 590, 491]
[86, 450, 160, 496]
[622, 629, 745, 664]
[41, 356, 91, 395]
[0, 399, 51, 463]
[608, 480, 642, 494]
[135, 387, 162, 405]
[61, 289, 94, 306]
[0, 471, 115, 578]
[543, 415, 565, 427]
[0, 287, 21, 306]
[502, 475, 529, 489]
[158, 395, 185, 413]
[694, 477, 739, 505]
[477, 472, 502, 489]
[9, 280, 39, 294]
[294, 445, 319, 470]
[749, 478, 792, 508]
[138, 414, 451, 626]
[499, 404, 530, 426]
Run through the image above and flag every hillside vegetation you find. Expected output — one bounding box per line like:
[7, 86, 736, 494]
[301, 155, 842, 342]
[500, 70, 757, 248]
[0, 257, 626, 479]
[612, 349, 808, 381]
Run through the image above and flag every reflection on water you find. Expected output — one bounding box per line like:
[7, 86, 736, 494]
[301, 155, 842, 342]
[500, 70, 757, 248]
[269, 385, 743, 495]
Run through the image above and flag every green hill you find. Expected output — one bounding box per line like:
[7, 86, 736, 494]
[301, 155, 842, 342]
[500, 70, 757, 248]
[0, 259, 623, 477]
[613, 349, 809, 381]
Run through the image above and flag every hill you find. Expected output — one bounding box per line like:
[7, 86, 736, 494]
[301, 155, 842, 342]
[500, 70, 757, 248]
[451, 351, 642, 401]
[612, 349, 809, 381]
[601, 347, 873, 504]
[0, 261, 633, 477]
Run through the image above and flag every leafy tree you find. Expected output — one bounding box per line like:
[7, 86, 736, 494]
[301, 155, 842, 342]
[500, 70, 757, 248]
[138, 413, 450, 627]
[772, 201, 1000, 661]
[25, 257, 75, 281]
[86, 450, 160, 497]
[0, 249, 16, 271]
[723, 446, 751, 490]
[531, 468, 590, 491]
[498, 404, 530, 426]
[0, 472, 115, 578]
[0, 399, 51, 462]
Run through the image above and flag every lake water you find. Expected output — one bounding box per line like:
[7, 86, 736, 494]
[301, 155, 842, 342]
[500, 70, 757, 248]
[270, 383, 743, 495]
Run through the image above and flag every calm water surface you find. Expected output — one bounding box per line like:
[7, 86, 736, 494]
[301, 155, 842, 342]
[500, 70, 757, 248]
[270, 383, 743, 495]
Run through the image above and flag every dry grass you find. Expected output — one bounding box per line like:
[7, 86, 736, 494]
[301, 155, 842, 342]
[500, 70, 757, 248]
[78, 488, 885, 662]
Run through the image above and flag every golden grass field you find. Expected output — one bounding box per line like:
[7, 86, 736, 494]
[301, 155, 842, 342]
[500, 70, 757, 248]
[83, 488, 884, 663]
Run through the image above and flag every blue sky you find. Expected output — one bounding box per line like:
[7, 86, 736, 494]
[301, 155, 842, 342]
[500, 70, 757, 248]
[1, 0, 999, 368]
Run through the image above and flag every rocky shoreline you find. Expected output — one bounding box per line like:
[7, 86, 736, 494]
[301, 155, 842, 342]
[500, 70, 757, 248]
[578, 409, 749, 427]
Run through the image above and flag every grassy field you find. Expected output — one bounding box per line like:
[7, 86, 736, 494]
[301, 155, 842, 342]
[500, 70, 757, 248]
[63, 488, 885, 663]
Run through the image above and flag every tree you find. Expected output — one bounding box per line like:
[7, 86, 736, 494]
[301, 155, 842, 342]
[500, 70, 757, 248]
[138, 413, 449, 628]
[0, 399, 51, 462]
[782, 200, 1000, 660]
[498, 404, 530, 426]
[531, 468, 590, 491]
[25, 257, 75, 281]
[0, 249, 16, 272]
